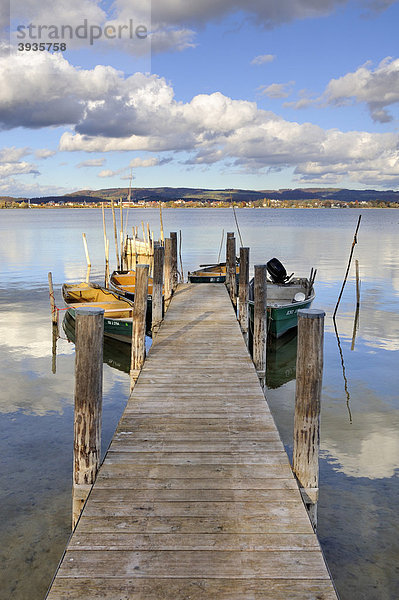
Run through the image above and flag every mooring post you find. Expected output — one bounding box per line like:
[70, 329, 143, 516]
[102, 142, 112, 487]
[226, 235, 237, 309]
[292, 309, 325, 529]
[152, 243, 164, 335]
[238, 247, 250, 344]
[48, 271, 58, 326]
[225, 231, 234, 283]
[130, 264, 149, 390]
[164, 237, 173, 308]
[170, 232, 178, 290]
[253, 264, 267, 381]
[72, 307, 104, 529]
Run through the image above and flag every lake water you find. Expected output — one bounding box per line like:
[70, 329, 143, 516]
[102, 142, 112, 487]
[0, 207, 398, 599]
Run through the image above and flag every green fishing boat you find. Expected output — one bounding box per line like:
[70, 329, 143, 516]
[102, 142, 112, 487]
[248, 258, 316, 339]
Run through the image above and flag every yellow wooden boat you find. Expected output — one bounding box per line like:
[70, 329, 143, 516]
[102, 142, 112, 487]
[109, 270, 154, 301]
[62, 282, 135, 342]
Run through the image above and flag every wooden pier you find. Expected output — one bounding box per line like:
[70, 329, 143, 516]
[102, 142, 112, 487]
[47, 283, 337, 599]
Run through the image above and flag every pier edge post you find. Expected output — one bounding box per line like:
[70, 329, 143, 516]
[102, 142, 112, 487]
[164, 238, 173, 308]
[130, 264, 149, 390]
[170, 232, 178, 290]
[238, 247, 250, 344]
[73, 307, 104, 529]
[152, 243, 164, 335]
[253, 264, 267, 380]
[293, 308, 325, 526]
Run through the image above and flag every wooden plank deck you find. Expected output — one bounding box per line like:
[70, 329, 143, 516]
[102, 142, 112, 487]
[47, 283, 338, 600]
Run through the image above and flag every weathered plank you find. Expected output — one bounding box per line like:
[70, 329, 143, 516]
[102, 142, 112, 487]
[47, 283, 337, 599]
[47, 578, 338, 600]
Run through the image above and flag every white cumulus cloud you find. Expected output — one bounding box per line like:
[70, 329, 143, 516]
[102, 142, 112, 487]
[1, 52, 399, 188]
[251, 54, 276, 65]
[324, 57, 399, 122]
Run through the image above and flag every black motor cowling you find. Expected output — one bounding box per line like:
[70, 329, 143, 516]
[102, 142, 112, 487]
[267, 258, 290, 284]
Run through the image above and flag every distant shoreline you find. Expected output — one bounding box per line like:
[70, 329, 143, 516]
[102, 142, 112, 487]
[1, 204, 398, 210]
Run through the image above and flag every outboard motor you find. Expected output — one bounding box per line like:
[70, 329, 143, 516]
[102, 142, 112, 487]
[267, 258, 293, 284]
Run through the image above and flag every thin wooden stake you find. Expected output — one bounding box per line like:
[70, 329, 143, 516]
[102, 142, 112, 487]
[130, 264, 149, 390]
[159, 203, 164, 243]
[82, 233, 91, 268]
[217, 229, 224, 264]
[132, 229, 137, 271]
[105, 238, 110, 288]
[232, 205, 244, 247]
[119, 198, 124, 268]
[253, 264, 267, 380]
[293, 308, 325, 528]
[152, 244, 164, 335]
[101, 202, 107, 251]
[111, 199, 120, 270]
[147, 223, 151, 255]
[72, 307, 104, 529]
[238, 247, 250, 344]
[333, 215, 361, 318]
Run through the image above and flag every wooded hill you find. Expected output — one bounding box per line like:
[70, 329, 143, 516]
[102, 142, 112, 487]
[3, 186, 399, 204]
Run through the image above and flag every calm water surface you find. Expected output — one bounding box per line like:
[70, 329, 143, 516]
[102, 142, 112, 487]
[0, 208, 398, 599]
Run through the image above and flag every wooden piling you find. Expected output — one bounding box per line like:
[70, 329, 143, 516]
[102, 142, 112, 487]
[48, 271, 58, 326]
[226, 235, 237, 308]
[130, 264, 149, 390]
[179, 230, 184, 284]
[72, 307, 104, 529]
[170, 232, 178, 289]
[164, 237, 173, 307]
[152, 244, 164, 335]
[238, 247, 250, 343]
[253, 264, 267, 380]
[293, 308, 325, 523]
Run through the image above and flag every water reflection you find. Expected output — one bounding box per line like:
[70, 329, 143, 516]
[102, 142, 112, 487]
[62, 311, 131, 374]
[333, 317, 353, 424]
[266, 329, 297, 389]
[1, 209, 399, 600]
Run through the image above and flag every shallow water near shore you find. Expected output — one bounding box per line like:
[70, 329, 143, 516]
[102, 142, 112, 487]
[0, 207, 398, 599]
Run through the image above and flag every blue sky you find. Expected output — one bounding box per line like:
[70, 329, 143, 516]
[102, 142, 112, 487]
[0, 0, 398, 197]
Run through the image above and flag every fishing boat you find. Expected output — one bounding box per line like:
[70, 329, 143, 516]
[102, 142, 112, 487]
[109, 270, 154, 302]
[62, 282, 136, 343]
[188, 262, 239, 283]
[248, 258, 316, 339]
